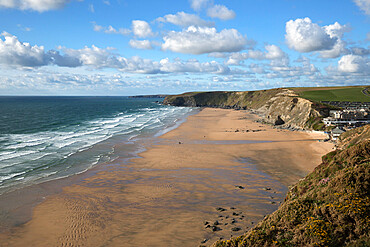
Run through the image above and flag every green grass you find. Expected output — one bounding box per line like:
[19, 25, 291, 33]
[299, 87, 370, 102]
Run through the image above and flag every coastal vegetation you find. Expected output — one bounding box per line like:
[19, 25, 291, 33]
[163, 89, 284, 109]
[296, 87, 370, 103]
[210, 125, 370, 247]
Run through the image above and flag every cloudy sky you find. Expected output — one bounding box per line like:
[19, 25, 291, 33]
[0, 0, 369, 95]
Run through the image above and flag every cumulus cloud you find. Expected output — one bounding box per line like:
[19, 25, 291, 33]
[132, 20, 153, 38]
[319, 22, 351, 58]
[285, 18, 337, 53]
[0, 0, 72, 12]
[265, 45, 286, 60]
[0, 32, 237, 75]
[0, 32, 122, 68]
[129, 40, 153, 50]
[61, 45, 125, 69]
[226, 45, 286, 65]
[0, 31, 50, 67]
[156, 12, 214, 27]
[162, 26, 246, 55]
[286, 18, 350, 58]
[47, 50, 81, 67]
[353, 0, 370, 15]
[190, 0, 210, 11]
[207, 4, 236, 20]
[338, 54, 369, 73]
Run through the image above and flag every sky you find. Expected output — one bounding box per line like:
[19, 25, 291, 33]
[0, 0, 369, 96]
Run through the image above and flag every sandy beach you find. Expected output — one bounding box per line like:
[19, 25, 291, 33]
[0, 108, 333, 247]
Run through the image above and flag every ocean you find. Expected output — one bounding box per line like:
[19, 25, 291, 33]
[0, 96, 196, 195]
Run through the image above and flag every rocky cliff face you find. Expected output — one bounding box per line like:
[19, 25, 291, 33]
[260, 94, 321, 129]
[164, 89, 329, 130]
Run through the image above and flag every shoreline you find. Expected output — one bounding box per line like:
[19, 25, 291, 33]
[0, 108, 333, 246]
[0, 106, 199, 233]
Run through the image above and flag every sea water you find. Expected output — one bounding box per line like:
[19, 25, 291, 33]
[0, 96, 195, 195]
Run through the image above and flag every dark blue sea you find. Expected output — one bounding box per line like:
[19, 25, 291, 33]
[0, 96, 195, 195]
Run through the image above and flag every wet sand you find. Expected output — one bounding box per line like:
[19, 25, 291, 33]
[0, 108, 333, 247]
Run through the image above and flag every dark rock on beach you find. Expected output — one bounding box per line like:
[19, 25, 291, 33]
[216, 207, 226, 212]
[231, 227, 241, 232]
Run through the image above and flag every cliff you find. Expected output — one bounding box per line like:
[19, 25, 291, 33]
[163, 89, 330, 130]
[210, 128, 370, 247]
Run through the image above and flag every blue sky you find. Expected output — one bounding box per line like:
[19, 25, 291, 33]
[0, 0, 369, 95]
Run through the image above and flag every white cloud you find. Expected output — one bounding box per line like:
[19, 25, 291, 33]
[132, 20, 153, 38]
[353, 0, 370, 15]
[159, 57, 229, 74]
[207, 4, 235, 20]
[285, 18, 337, 53]
[324, 22, 350, 38]
[0, 32, 237, 75]
[0, 0, 72, 12]
[226, 45, 286, 65]
[319, 40, 347, 58]
[162, 26, 246, 55]
[190, 0, 210, 11]
[156, 12, 214, 27]
[62, 45, 124, 69]
[0, 32, 82, 68]
[0, 31, 49, 67]
[265, 45, 285, 60]
[93, 23, 131, 35]
[285, 18, 350, 58]
[47, 50, 81, 67]
[129, 40, 153, 50]
[338, 54, 369, 73]
[319, 22, 350, 58]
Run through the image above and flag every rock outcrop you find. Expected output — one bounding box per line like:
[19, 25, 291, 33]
[260, 94, 322, 129]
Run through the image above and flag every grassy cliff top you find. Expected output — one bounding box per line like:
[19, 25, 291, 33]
[165, 86, 370, 106]
[163, 88, 290, 109]
[211, 127, 370, 247]
[289, 85, 370, 102]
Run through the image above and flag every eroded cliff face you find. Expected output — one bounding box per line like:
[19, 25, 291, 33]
[163, 89, 328, 130]
[259, 93, 321, 129]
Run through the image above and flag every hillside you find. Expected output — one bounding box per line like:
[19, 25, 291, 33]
[295, 87, 370, 103]
[163, 89, 331, 130]
[210, 126, 370, 247]
[163, 89, 284, 109]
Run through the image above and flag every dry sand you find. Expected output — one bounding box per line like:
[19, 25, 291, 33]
[0, 108, 333, 247]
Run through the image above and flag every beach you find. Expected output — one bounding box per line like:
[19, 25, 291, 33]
[0, 108, 333, 247]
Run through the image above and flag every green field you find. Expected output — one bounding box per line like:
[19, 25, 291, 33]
[298, 87, 370, 102]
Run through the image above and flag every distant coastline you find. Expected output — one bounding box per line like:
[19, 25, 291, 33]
[128, 94, 168, 98]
